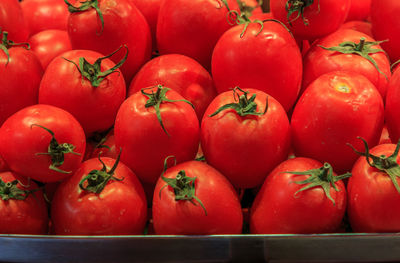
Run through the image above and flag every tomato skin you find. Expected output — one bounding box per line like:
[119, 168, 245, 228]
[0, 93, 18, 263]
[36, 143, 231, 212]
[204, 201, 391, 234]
[0, 46, 43, 126]
[67, 0, 152, 82]
[0, 171, 48, 234]
[51, 157, 147, 235]
[90, 132, 119, 160]
[270, 0, 350, 40]
[0, 0, 29, 42]
[153, 160, 243, 235]
[114, 87, 200, 185]
[302, 29, 391, 99]
[250, 157, 347, 234]
[385, 66, 400, 143]
[128, 54, 217, 120]
[20, 0, 69, 36]
[340, 21, 373, 38]
[371, 0, 400, 63]
[201, 89, 291, 189]
[346, 0, 371, 22]
[38, 49, 126, 136]
[0, 104, 86, 183]
[28, 30, 72, 69]
[211, 21, 302, 112]
[347, 144, 400, 232]
[291, 71, 384, 173]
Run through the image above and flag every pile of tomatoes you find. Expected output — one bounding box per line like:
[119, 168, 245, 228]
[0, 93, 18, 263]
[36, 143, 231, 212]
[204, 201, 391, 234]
[1, 0, 400, 236]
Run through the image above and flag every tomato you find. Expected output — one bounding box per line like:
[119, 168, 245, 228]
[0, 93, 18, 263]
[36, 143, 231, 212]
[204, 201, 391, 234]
[379, 124, 392, 145]
[345, 0, 371, 22]
[51, 156, 147, 235]
[0, 0, 29, 42]
[385, 65, 400, 143]
[153, 160, 242, 234]
[114, 85, 200, 185]
[20, 0, 69, 36]
[270, 0, 350, 40]
[28, 30, 72, 69]
[128, 54, 217, 120]
[39, 49, 126, 136]
[250, 157, 348, 234]
[156, 0, 241, 70]
[0, 104, 86, 183]
[90, 131, 119, 160]
[347, 141, 400, 232]
[302, 29, 391, 99]
[0, 31, 42, 126]
[291, 71, 384, 173]
[340, 21, 373, 38]
[66, 0, 152, 82]
[371, 0, 400, 63]
[201, 88, 291, 189]
[211, 20, 302, 112]
[0, 171, 48, 234]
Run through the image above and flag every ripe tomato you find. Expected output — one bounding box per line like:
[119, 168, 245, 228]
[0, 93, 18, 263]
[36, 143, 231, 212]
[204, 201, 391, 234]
[0, 0, 28, 42]
[347, 140, 400, 232]
[250, 157, 348, 234]
[385, 65, 400, 143]
[201, 88, 291, 189]
[66, 0, 152, 82]
[371, 0, 400, 63]
[211, 20, 302, 112]
[28, 30, 72, 69]
[345, 0, 371, 22]
[0, 104, 86, 183]
[291, 71, 384, 173]
[128, 54, 217, 120]
[153, 160, 243, 234]
[39, 49, 126, 136]
[0, 171, 48, 234]
[270, 0, 350, 40]
[51, 156, 147, 235]
[115, 85, 200, 185]
[20, 0, 69, 36]
[90, 131, 119, 160]
[340, 21, 373, 38]
[302, 29, 391, 98]
[0, 31, 42, 126]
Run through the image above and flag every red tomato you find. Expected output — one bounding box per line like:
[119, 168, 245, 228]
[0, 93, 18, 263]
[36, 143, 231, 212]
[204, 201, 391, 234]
[302, 29, 391, 99]
[51, 156, 147, 235]
[379, 124, 392, 145]
[39, 49, 126, 136]
[270, 0, 350, 40]
[340, 21, 373, 38]
[153, 160, 243, 234]
[115, 86, 200, 185]
[0, 31, 42, 126]
[90, 131, 119, 160]
[156, 0, 241, 70]
[0, 104, 86, 183]
[345, 0, 371, 22]
[385, 66, 400, 143]
[250, 158, 348, 234]
[371, 0, 400, 63]
[0, 0, 28, 42]
[20, 0, 69, 36]
[0, 171, 48, 234]
[211, 20, 302, 112]
[128, 54, 217, 120]
[201, 88, 291, 189]
[347, 141, 400, 232]
[291, 71, 384, 173]
[28, 30, 72, 69]
[66, 0, 152, 82]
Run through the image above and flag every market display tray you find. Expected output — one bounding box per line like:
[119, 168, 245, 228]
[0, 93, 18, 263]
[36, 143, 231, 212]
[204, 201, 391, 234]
[1, 233, 400, 263]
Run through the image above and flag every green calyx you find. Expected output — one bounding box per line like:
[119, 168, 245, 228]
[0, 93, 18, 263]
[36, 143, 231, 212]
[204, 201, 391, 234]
[0, 30, 30, 66]
[79, 150, 123, 194]
[63, 45, 128, 88]
[348, 137, 400, 194]
[32, 124, 81, 174]
[319, 38, 388, 80]
[64, 0, 104, 35]
[159, 156, 207, 216]
[0, 179, 31, 201]
[236, 0, 263, 18]
[286, 162, 351, 205]
[209, 87, 268, 117]
[141, 85, 194, 137]
[285, 0, 318, 26]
